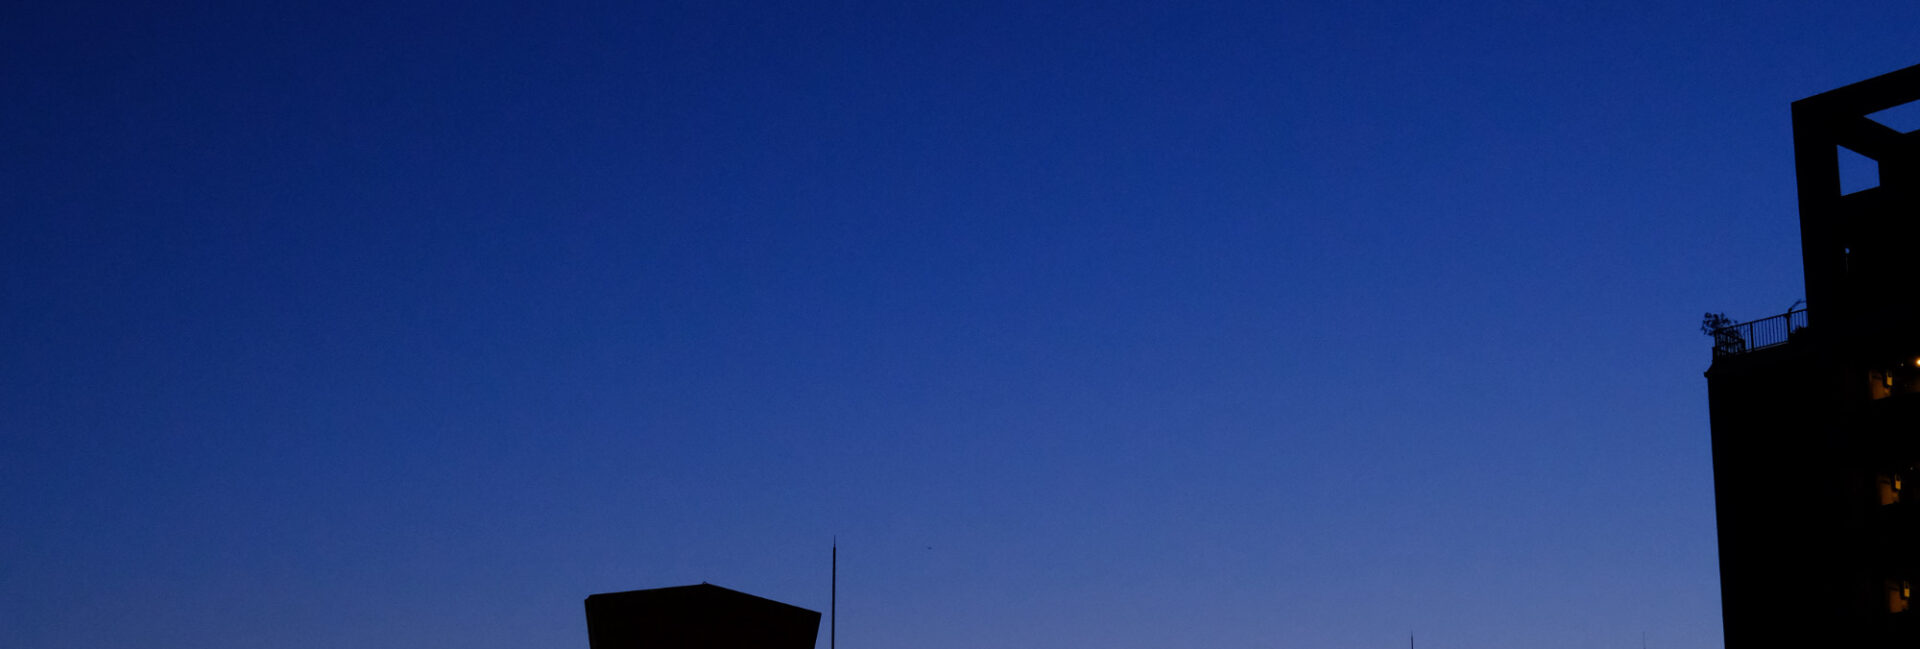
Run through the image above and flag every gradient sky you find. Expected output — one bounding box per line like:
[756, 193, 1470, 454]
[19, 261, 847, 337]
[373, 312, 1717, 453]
[6, 2, 1920, 648]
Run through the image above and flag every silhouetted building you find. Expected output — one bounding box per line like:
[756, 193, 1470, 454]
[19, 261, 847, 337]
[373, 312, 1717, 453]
[1705, 63, 1920, 649]
[584, 583, 821, 649]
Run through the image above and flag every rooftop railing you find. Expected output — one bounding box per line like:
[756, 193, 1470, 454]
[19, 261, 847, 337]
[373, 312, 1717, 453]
[1710, 308, 1808, 358]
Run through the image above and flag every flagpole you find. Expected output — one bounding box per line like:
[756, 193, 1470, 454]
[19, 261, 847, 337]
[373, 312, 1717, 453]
[831, 537, 837, 649]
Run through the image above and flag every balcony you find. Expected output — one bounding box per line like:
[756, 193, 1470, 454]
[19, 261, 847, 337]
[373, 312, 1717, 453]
[1710, 309, 1809, 358]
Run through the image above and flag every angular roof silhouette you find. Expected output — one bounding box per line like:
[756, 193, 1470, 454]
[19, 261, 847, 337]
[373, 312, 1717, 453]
[584, 583, 821, 649]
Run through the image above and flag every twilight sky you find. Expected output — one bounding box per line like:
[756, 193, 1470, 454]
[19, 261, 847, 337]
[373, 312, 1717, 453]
[6, 2, 1920, 648]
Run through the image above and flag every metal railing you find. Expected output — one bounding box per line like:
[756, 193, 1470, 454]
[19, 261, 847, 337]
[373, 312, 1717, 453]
[1710, 308, 1809, 358]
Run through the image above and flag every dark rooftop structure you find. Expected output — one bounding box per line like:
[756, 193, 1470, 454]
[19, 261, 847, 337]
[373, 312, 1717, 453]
[584, 583, 821, 649]
[1705, 62, 1920, 649]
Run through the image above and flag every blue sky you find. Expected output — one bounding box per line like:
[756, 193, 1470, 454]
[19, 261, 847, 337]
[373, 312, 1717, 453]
[5, 2, 1919, 648]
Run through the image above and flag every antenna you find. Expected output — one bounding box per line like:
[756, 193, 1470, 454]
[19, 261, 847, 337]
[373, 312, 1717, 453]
[831, 537, 837, 649]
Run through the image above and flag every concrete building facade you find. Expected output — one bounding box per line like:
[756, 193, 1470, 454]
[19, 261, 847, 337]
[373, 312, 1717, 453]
[1705, 62, 1920, 649]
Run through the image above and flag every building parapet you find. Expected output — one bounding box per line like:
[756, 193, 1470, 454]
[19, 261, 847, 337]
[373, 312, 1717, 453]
[1711, 308, 1809, 358]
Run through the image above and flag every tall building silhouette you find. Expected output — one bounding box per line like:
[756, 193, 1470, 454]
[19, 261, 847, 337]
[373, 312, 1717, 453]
[584, 583, 821, 649]
[1705, 62, 1920, 649]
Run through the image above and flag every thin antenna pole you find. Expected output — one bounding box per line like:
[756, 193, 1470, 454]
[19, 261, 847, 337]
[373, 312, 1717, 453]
[831, 537, 837, 649]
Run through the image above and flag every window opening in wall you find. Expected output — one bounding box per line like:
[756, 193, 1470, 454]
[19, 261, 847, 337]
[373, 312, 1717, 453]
[1839, 145, 1880, 195]
[1867, 99, 1920, 134]
[1869, 357, 1920, 400]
